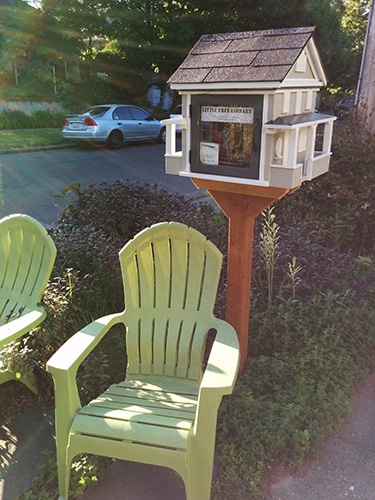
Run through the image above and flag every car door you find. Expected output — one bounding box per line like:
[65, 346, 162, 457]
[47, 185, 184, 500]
[112, 106, 138, 141]
[129, 106, 160, 140]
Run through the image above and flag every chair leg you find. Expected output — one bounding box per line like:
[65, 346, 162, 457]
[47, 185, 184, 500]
[56, 445, 72, 500]
[0, 367, 38, 395]
[0, 368, 14, 386]
[185, 447, 215, 500]
[18, 370, 39, 395]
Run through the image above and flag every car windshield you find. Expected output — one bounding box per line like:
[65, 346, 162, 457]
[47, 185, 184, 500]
[84, 106, 111, 117]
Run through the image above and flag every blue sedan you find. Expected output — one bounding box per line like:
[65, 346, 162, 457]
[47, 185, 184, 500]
[63, 104, 166, 149]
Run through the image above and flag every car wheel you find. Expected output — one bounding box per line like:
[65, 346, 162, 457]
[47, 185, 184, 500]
[107, 130, 123, 149]
[157, 127, 166, 143]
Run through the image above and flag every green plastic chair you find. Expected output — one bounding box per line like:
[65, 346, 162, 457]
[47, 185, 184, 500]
[0, 214, 56, 394]
[47, 221, 239, 500]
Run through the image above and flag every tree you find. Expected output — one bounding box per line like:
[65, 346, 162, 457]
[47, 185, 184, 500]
[109, 0, 355, 84]
[0, 0, 82, 91]
[4, 0, 362, 102]
[356, 1, 375, 136]
[341, 0, 371, 86]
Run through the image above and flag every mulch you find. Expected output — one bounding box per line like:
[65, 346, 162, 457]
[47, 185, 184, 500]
[0, 381, 39, 426]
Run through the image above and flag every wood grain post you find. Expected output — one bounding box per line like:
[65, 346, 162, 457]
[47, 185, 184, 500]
[192, 179, 291, 373]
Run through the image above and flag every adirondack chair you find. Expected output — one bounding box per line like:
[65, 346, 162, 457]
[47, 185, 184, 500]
[0, 214, 56, 394]
[47, 221, 240, 500]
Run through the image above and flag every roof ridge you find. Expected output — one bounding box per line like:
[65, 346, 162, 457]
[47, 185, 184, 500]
[199, 26, 316, 42]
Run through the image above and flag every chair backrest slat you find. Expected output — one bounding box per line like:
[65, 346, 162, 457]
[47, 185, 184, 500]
[0, 214, 56, 326]
[120, 222, 222, 382]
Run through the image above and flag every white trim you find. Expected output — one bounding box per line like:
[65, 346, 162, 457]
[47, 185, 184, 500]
[305, 89, 313, 110]
[306, 38, 328, 86]
[170, 82, 284, 91]
[296, 91, 302, 114]
[161, 117, 187, 129]
[263, 115, 336, 130]
[173, 81, 324, 92]
[280, 78, 325, 88]
[179, 171, 270, 187]
[282, 90, 291, 114]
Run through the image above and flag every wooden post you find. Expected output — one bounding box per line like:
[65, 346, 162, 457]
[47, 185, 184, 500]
[193, 178, 292, 372]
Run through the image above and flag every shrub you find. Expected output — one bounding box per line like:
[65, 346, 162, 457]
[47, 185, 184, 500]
[275, 123, 375, 255]
[213, 294, 375, 499]
[29, 110, 65, 128]
[0, 108, 65, 130]
[59, 180, 228, 252]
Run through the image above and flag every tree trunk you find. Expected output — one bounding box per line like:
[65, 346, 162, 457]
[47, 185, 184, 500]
[356, 2, 375, 137]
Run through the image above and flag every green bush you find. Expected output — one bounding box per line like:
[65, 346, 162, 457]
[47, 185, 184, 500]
[0, 109, 64, 130]
[59, 180, 228, 249]
[213, 294, 375, 499]
[275, 123, 375, 255]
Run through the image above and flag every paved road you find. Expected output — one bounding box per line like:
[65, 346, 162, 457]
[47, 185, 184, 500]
[0, 143, 203, 228]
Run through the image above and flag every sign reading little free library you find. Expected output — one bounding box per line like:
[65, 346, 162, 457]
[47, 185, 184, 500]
[201, 106, 255, 123]
[191, 95, 263, 179]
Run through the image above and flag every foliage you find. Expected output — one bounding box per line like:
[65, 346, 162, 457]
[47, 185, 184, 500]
[275, 122, 375, 255]
[58, 180, 228, 253]
[0, 0, 365, 106]
[6, 164, 374, 397]
[85, 0, 355, 85]
[19, 449, 110, 500]
[0, 109, 64, 130]
[304, 0, 359, 87]
[0, 0, 81, 92]
[341, 0, 370, 59]
[213, 294, 375, 498]
[252, 218, 374, 309]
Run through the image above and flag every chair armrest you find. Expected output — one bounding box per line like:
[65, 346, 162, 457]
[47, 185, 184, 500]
[201, 318, 240, 395]
[0, 307, 45, 347]
[47, 312, 124, 376]
[193, 318, 239, 437]
[46, 312, 124, 414]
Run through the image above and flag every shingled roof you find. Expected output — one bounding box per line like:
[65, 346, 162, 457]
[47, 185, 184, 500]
[169, 26, 317, 85]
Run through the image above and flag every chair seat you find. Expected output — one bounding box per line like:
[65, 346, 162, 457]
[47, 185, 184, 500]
[71, 379, 199, 451]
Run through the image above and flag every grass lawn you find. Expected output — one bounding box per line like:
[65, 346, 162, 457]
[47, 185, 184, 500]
[0, 129, 68, 150]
